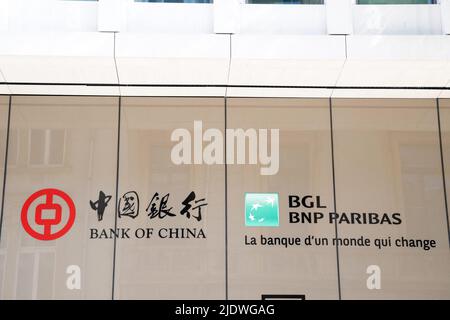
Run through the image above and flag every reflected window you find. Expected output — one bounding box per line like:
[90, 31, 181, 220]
[149, 144, 190, 191]
[399, 144, 443, 235]
[16, 250, 55, 299]
[8, 130, 19, 167]
[28, 129, 66, 167]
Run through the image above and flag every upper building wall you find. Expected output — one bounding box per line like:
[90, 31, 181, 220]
[0, 0, 449, 97]
[0, 0, 449, 35]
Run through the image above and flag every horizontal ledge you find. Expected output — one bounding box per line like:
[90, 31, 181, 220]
[0, 82, 450, 91]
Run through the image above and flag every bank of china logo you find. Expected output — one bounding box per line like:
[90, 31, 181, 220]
[245, 193, 279, 227]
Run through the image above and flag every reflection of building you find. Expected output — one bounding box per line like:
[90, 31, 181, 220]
[0, 0, 450, 300]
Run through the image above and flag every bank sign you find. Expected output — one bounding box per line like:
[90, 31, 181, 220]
[20, 187, 209, 241]
[20, 187, 440, 253]
[20, 186, 409, 237]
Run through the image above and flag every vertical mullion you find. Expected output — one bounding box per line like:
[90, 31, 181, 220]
[224, 96, 228, 300]
[111, 96, 121, 300]
[329, 97, 342, 300]
[0, 95, 12, 250]
[436, 98, 450, 248]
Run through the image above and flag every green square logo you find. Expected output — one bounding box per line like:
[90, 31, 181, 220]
[245, 193, 279, 227]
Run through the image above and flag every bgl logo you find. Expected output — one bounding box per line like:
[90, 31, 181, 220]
[245, 193, 280, 227]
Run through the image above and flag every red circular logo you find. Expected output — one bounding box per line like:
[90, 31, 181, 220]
[21, 188, 76, 241]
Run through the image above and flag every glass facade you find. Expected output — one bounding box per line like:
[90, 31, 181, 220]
[357, 1, 436, 4]
[0, 96, 118, 299]
[246, 0, 436, 4]
[115, 98, 225, 299]
[0, 97, 9, 299]
[227, 98, 337, 299]
[0, 95, 449, 299]
[247, 1, 324, 4]
[135, 1, 213, 3]
[440, 98, 450, 261]
[333, 99, 450, 299]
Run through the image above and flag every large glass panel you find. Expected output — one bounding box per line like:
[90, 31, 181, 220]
[333, 99, 450, 299]
[0, 96, 9, 298]
[0, 96, 8, 216]
[0, 96, 118, 299]
[114, 97, 225, 299]
[357, 0, 436, 4]
[247, 1, 323, 4]
[227, 98, 338, 299]
[135, 1, 212, 3]
[439, 98, 450, 254]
